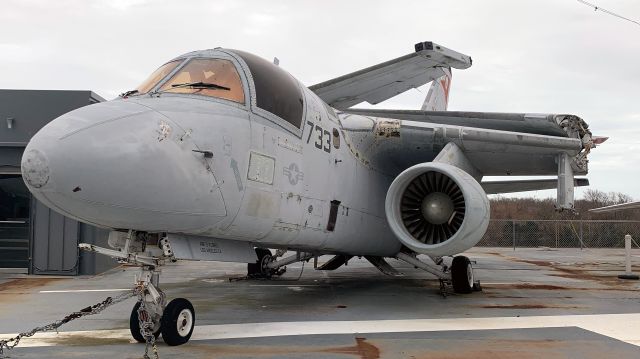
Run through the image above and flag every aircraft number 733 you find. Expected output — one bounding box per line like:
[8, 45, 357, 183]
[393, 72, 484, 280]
[21, 41, 605, 346]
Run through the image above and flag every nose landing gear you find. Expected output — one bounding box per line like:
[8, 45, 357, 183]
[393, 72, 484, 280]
[79, 231, 196, 348]
[127, 267, 195, 347]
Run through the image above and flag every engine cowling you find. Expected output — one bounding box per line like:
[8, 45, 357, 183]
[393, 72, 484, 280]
[385, 162, 490, 257]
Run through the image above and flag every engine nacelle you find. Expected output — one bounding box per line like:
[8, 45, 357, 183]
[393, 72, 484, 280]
[385, 162, 490, 257]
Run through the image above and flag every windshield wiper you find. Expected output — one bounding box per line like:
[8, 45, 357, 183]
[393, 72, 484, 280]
[170, 82, 231, 91]
[119, 89, 139, 98]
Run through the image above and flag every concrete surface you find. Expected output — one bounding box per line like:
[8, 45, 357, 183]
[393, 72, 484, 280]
[0, 247, 639, 358]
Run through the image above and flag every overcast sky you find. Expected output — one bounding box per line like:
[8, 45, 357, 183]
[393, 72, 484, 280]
[2, 0, 639, 199]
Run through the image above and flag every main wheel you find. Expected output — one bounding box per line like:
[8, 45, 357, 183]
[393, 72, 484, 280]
[161, 298, 195, 346]
[451, 256, 474, 294]
[129, 301, 161, 343]
[247, 248, 272, 277]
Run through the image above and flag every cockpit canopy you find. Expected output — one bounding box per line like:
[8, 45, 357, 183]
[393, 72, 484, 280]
[135, 58, 244, 103]
[132, 49, 304, 129]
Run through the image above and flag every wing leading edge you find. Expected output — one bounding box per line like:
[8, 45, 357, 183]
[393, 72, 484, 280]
[310, 41, 472, 110]
[590, 201, 640, 213]
[342, 109, 571, 137]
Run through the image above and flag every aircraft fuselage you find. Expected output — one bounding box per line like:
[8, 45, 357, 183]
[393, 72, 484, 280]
[21, 49, 407, 257]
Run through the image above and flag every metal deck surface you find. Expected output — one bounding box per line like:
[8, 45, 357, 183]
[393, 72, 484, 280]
[1, 248, 639, 358]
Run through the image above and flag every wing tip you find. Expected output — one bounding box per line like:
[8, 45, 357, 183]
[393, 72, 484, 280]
[414, 41, 434, 52]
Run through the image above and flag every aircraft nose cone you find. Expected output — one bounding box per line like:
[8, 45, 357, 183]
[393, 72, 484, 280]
[22, 148, 51, 189]
[22, 100, 227, 231]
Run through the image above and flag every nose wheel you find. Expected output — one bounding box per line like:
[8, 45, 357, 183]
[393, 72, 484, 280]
[130, 302, 161, 343]
[129, 274, 196, 347]
[160, 298, 195, 346]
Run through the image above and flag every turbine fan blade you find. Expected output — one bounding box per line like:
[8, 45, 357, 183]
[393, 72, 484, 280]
[400, 171, 465, 245]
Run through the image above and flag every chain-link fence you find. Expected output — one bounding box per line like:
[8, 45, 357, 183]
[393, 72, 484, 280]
[477, 220, 640, 249]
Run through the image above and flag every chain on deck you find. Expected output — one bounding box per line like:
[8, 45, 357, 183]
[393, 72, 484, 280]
[0, 284, 161, 359]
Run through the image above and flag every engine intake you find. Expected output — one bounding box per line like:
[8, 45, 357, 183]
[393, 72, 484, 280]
[385, 162, 490, 257]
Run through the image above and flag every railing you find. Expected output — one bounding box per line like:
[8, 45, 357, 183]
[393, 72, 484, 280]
[477, 219, 640, 249]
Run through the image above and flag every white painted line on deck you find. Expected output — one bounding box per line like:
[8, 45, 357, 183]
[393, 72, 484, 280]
[3, 313, 640, 348]
[248, 284, 324, 287]
[39, 289, 131, 293]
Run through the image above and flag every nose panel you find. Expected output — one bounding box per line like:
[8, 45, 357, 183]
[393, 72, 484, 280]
[22, 148, 50, 189]
[22, 100, 227, 231]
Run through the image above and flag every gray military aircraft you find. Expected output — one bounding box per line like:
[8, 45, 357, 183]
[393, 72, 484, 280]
[21, 41, 602, 346]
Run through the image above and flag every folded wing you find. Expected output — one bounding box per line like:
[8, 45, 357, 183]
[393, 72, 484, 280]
[310, 42, 472, 110]
[339, 113, 592, 176]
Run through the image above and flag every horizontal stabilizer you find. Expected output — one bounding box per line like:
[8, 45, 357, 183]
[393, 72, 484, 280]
[310, 41, 472, 109]
[590, 201, 640, 213]
[481, 178, 589, 195]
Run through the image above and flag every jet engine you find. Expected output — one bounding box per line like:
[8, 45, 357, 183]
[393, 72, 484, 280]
[385, 162, 490, 257]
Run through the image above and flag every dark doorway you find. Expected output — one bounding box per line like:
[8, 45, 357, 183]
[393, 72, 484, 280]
[0, 174, 30, 268]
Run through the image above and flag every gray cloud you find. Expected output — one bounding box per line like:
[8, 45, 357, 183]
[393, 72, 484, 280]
[2, 0, 639, 198]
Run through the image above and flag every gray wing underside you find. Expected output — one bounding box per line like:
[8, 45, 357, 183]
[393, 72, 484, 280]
[481, 178, 589, 194]
[401, 120, 584, 176]
[340, 114, 588, 179]
[309, 42, 472, 110]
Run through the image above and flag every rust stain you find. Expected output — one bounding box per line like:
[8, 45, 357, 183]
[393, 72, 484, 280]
[322, 337, 381, 359]
[484, 283, 569, 291]
[478, 304, 581, 309]
[0, 278, 63, 294]
[35, 334, 131, 347]
[486, 252, 639, 290]
[188, 336, 381, 358]
[0, 278, 65, 312]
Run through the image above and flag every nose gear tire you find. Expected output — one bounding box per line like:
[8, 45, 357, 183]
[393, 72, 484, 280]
[161, 298, 195, 346]
[129, 301, 160, 343]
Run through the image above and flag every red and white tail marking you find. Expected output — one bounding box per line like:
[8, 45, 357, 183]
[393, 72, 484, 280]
[421, 67, 452, 111]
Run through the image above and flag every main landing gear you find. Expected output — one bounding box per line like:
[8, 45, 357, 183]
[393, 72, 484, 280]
[79, 231, 196, 348]
[396, 252, 481, 295]
[247, 248, 314, 279]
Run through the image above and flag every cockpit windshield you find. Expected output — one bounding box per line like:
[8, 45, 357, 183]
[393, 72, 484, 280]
[135, 60, 182, 94]
[158, 58, 245, 103]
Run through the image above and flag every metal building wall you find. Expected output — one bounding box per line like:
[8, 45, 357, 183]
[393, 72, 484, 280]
[29, 199, 80, 275]
[0, 89, 114, 275]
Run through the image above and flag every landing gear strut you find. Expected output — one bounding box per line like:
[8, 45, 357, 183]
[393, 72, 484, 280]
[79, 231, 196, 347]
[247, 248, 284, 278]
[396, 252, 481, 295]
[247, 248, 314, 279]
[129, 266, 196, 346]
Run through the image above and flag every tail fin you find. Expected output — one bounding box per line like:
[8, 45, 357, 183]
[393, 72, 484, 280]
[421, 67, 452, 111]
